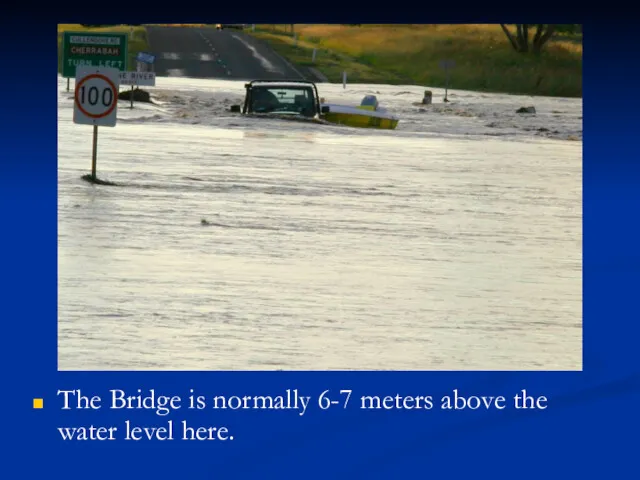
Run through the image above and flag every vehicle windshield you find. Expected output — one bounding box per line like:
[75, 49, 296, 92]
[249, 86, 316, 116]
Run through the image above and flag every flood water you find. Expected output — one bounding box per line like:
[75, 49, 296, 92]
[58, 76, 582, 370]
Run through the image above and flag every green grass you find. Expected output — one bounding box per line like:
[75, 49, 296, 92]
[250, 29, 407, 84]
[57, 24, 149, 75]
[249, 25, 582, 97]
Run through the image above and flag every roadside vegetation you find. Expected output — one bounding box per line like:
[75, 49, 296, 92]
[55, 24, 581, 97]
[248, 24, 582, 97]
[57, 24, 149, 74]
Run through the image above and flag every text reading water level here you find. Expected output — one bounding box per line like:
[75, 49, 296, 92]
[58, 421, 231, 441]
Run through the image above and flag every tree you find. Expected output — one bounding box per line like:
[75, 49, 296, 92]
[500, 24, 558, 54]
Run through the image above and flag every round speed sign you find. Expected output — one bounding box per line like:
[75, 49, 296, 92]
[74, 73, 118, 119]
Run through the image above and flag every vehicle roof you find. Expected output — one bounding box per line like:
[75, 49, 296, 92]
[247, 80, 317, 88]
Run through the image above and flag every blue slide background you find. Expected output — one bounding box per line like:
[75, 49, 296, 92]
[3, 10, 638, 479]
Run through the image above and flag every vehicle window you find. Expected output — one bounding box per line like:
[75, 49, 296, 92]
[250, 86, 315, 116]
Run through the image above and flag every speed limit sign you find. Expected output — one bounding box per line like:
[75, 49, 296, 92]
[73, 66, 120, 127]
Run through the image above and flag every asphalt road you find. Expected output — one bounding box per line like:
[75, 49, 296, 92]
[145, 26, 306, 81]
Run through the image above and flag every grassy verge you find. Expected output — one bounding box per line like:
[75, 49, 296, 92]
[251, 28, 405, 84]
[249, 25, 582, 97]
[145, 24, 209, 27]
[57, 24, 149, 75]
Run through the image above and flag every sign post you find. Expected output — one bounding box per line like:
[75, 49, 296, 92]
[73, 66, 120, 182]
[91, 125, 99, 180]
[62, 32, 128, 80]
[119, 71, 156, 108]
[132, 61, 143, 108]
[119, 52, 157, 108]
[438, 59, 456, 102]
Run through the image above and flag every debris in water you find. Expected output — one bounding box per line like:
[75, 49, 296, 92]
[516, 106, 536, 114]
[119, 88, 154, 104]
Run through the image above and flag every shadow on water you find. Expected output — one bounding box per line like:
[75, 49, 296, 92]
[81, 174, 119, 186]
[79, 174, 414, 198]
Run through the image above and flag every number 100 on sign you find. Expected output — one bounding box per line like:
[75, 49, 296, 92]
[73, 66, 120, 127]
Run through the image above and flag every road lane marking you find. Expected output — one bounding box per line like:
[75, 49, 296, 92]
[196, 53, 215, 61]
[161, 52, 182, 60]
[166, 68, 186, 77]
[230, 34, 282, 74]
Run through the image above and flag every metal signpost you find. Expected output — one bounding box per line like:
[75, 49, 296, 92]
[119, 71, 157, 108]
[62, 32, 128, 92]
[122, 52, 157, 108]
[73, 66, 120, 181]
[438, 59, 456, 102]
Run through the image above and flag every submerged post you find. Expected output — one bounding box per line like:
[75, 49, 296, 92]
[439, 59, 455, 103]
[445, 67, 450, 102]
[91, 125, 98, 181]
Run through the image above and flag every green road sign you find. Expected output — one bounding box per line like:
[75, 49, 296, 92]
[62, 31, 128, 78]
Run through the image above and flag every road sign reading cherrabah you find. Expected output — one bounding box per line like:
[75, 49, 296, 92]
[119, 71, 156, 86]
[73, 66, 120, 127]
[62, 32, 128, 78]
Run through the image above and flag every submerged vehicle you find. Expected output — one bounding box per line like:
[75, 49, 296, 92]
[230, 79, 330, 123]
[229, 80, 398, 129]
[320, 95, 399, 130]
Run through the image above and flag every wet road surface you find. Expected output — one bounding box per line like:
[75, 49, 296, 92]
[146, 26, 305, 80]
